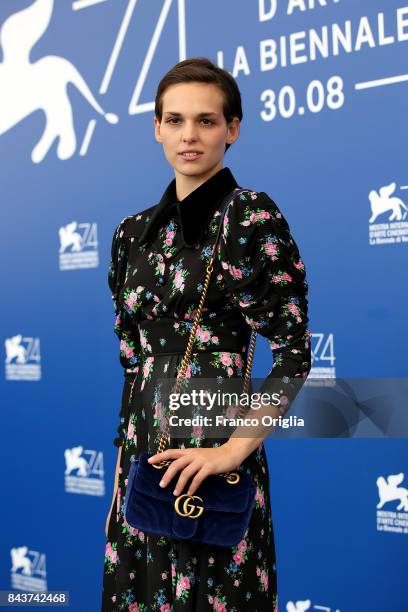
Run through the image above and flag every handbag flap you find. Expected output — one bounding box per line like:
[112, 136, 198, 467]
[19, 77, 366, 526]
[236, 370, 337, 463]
[133, 452, 254, 513]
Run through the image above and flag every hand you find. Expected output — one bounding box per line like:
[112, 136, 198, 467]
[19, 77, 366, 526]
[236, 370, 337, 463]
[147, 442, 245, 497]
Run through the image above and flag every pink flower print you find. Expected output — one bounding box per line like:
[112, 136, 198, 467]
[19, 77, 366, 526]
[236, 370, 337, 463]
[155, 402, 163, 420]
[125, 345, 134, 359]
[238, 538, 247, 551]
[185, 364, 191, 379]
[227, 367, 233, 376]
[265, 241, 278, 259]
[200, 330, 210, 343]
[171, 562, 176, 578]
[216, 273, 223, 280]
[208, 556, 214, 564]
[110, 549, 117, 563]
[260, 570, 268, 590]
[193, 425, 202, 439]
[161, 572, 167, 580]
[250, 211, 270, 223]
[114, 314, 121, 326]
[124, 290, 136, 309]
[294, 259, 305, 270]
[129, 572, 135, 580]
[256, 567, 261, 576]
[143, 361, 151, 378]
[127, 422, 134, 439]
[129, 526, 139, 536]
[220, 352, 232, 367]
[176, 574, 190, 597]
[214, 599, 226, 612]
[158, 262, 165, 274]
[105, 542, 112, 557]
[255, 487, 265, 508]
[234, 579, 240, 587]
[229, 265, 243, 280]
[175, 270, 184, 289]
[165, 230, 174, 246]
[129, 603, 139, 612]
[242, 220, 251, 226]
[211, 336, 219, 344]
[138, 531, 145, 541]
[234, 354, 243, 368]
[221, 261, 229, 270]
[272, 271, 292, 284]
[160, 605, 171, 612]
[233, 551, 244, 565]
[288, 302, 300, 316]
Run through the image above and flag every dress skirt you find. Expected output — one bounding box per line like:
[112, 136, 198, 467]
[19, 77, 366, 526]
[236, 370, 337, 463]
[101, 347, 278, 611]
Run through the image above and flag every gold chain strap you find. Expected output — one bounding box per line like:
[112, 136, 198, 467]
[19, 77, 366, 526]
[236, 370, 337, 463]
[153, 226, 257, 482]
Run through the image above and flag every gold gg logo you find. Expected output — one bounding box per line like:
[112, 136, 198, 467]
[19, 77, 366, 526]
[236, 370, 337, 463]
[174, 494, 204, 519]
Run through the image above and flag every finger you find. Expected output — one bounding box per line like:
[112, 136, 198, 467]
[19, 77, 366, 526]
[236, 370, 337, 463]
[186, 466, 211, 496]
[159, 455, 193, 488]
[173, 461, 203, 496]
[148, 449, 184, 463]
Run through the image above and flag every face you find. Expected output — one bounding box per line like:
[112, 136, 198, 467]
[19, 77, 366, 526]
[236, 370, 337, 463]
[154, 82, 240, 183]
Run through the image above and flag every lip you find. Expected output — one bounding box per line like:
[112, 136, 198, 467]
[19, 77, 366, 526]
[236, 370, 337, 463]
[178, 151, 203, 161]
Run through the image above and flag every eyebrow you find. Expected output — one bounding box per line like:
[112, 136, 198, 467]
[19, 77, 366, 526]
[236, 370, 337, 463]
[163, 111, 219, 117]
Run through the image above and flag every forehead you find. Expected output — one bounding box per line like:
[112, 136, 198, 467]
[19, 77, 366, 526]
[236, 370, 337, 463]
[161, 82, 224, 114]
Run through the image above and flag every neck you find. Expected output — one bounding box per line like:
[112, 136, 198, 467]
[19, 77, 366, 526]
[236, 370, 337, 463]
[174, 161, 224, 201]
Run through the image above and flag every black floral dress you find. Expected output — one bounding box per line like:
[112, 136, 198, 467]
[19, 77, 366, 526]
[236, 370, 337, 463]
[101, 167, 311, 611]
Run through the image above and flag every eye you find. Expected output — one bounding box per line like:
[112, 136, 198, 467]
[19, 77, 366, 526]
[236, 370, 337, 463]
[165, 117, 215, 125]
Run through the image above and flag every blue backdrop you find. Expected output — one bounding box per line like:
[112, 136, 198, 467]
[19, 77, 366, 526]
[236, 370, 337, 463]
[1, 0, 407, 610]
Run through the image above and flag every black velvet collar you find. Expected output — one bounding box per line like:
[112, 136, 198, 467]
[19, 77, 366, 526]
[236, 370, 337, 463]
[137, 166, 239, 248]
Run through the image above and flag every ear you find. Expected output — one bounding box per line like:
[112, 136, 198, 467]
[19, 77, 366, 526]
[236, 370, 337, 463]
[154, 116, 162, 144]
[226, 117, 240, 145]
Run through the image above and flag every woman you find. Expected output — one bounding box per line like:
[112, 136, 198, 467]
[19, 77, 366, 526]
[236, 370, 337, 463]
[102, 57, 311, 611]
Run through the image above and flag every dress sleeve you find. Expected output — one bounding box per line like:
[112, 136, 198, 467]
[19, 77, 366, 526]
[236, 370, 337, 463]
[108, 217, 141, 447]
[217, 189, 312, 416]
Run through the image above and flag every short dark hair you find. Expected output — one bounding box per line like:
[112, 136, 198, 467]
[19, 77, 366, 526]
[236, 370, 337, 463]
[154, 57, 243, 152]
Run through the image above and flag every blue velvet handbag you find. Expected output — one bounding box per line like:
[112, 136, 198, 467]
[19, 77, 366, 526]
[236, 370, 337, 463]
[123, 189, 257, 547]
[123, 451, 256, 547]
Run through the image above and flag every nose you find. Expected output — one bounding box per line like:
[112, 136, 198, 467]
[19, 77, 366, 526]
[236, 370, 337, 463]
[181, 120, 198, 142]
